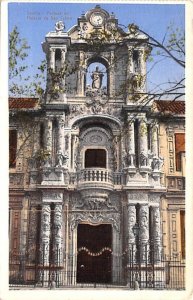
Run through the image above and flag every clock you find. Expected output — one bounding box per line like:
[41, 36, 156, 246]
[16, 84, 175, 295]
[90, 13, 104, 27]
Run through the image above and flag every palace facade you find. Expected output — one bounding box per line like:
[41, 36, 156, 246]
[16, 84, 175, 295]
[9, 6, 185, 288]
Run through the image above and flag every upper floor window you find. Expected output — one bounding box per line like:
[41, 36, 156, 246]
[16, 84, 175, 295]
[9, 129, 17, 168]
[85, 149, 106, 168]
[175, 133, 185, 171]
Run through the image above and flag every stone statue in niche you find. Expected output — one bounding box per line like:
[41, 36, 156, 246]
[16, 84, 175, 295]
[91, 66, 104, 89]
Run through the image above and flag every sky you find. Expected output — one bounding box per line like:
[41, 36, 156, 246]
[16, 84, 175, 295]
[8, 2, 185, 97]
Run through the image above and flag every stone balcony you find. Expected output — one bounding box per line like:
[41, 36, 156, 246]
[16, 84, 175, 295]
[77, 168, 114, 191]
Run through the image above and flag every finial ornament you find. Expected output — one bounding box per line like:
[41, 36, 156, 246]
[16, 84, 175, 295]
[55, 21, 65, 32]
[128, 23, 139, 35]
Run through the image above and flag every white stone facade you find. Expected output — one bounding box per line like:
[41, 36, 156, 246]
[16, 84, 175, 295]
[9, 6, 168, 286]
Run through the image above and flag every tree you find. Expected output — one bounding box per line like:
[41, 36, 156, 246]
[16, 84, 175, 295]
[9, 26, 46, 97]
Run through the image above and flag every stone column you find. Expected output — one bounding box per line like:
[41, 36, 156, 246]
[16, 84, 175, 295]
[50, 48, 56, 70]
[151, 123, 159, 157]
[109, 50, 115, 97]
[152, 206, 161, 262]
[61, 48, 66, 86]
[126, 47, 133, 103]
[139, 118, 148, 167]
[127, 120, 135, 167]
[72, 135, 79, 169]
[40, 204, 51, 265]
[53, 204, 63, 266]
[44, 117, 53, 158]
[57, 114, 65, 154]
[77, 51, 85, 96]
[39, 204, 51, 286]
[128, 204, 137, 255]
[139, 204, 149, 262]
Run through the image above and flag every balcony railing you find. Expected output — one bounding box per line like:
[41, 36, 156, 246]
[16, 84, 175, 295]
[78, 168, 113, 183]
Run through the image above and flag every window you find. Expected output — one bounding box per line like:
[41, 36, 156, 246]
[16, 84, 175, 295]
[40, 123, 44, 148]
[9, 129, 17, 168]
[133, 50, 140, 72]
[175, 133, 185, 171]
[55, 49, 61, 71]
[85, 149, 106, 168]
[180, 211, 185, 259]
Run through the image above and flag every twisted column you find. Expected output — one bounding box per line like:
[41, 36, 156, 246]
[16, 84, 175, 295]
[53, 204, 63, 266]
[139, 204, 149, 262]
[128, 204, 137, 255]
[152, 206, 161, 261]
[40, 204, 51, 266]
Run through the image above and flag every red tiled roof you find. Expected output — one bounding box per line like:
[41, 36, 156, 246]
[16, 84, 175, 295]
[154, 100, 185, 115]
[9, 97, 39, 109]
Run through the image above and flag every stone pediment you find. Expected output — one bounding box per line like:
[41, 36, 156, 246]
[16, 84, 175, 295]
[68, 5, 125, 42]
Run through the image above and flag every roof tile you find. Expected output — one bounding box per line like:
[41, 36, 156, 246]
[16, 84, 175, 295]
[154, 100, 185, 115]
[9, 98, 39, 109]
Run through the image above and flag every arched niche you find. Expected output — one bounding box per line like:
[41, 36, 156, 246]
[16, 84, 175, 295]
[85, 56, 110, 96]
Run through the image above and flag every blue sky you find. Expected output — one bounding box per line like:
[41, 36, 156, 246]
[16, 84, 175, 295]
[8, 2, 185, 97]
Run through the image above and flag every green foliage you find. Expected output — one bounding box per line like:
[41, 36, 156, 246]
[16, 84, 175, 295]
[9, 26, 46, 97]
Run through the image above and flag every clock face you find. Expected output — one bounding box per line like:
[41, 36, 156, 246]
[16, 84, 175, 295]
[90, 13, 104, 27]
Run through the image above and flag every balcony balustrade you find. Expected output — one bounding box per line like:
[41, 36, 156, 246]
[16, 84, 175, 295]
[77, 168, 114, 190]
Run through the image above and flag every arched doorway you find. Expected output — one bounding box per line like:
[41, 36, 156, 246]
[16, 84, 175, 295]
[77, 224, 112, 283]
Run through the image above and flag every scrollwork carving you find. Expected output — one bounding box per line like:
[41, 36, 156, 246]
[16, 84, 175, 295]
[69, 211, 120, 232]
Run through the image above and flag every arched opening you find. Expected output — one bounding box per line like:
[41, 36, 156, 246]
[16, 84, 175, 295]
[85, 148, 107, 168]
[85, 57, 109, 95]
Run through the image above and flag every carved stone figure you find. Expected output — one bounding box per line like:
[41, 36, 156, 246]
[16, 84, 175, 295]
[56, 151, 68, 167]
[55, 21, 65, 32]
[91, 66, 104, 89]
[40, 205, 51, 265]
[54, 204, 63, 264]
[140, 152, 148, 167]
[128, 205, 136, 243]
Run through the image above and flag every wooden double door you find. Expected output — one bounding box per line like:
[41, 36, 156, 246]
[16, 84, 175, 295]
[77, 224, 112, 284]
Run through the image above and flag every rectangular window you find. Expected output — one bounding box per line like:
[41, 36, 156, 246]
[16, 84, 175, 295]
[180, 211, 185, 259]
[9, 129, 17, 168]
[175, 133, 185, 171]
